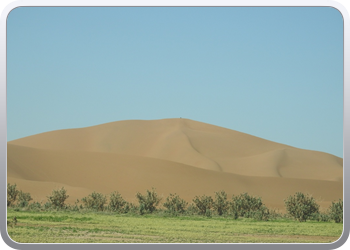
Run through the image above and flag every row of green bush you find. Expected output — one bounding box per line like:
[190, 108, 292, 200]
[7, 183, 343, 223]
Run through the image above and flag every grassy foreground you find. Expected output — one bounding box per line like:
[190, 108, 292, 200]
[7, 209, 343, 243]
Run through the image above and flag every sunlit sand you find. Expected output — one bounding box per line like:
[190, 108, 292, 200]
[7, 118, 343, 211]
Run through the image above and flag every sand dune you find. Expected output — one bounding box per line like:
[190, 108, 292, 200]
[7, 118, 343, 210]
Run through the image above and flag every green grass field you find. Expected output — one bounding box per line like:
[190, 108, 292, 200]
[6, 209, 343, 243]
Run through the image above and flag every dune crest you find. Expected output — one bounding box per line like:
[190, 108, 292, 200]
[7, 118, 343, 210]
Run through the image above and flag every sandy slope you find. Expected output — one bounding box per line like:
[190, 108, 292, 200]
[7, 118, 343, 210]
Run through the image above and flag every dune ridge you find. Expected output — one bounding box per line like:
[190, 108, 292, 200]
[7, 118, 343, 210]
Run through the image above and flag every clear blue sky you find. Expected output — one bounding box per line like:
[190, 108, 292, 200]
[7, 7, 343, 158]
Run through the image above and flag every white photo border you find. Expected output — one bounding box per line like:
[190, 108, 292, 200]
[1, 1, 348, 249]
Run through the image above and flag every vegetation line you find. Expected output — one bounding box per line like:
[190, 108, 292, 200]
[7, 183, 343, 223]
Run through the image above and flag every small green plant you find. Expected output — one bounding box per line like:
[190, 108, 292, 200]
[213, 191, 229, 216]
[124, 202, 138, 214]
[284, 192, 319, 222]
[108, 192, 127, 213]
[163, 193, 188, 215]
[17, 191, 33, 208]
[81, 192, 107, 211]
[184, 203, 199, 216]
[192, 195, 213, 216]
[47, 187, 69, 209]
[310, 212, 331, 222]
[27, 201, 42, 211]
[7, 183, 19, 207]
[329, 199, 343, 223]
[268, 209, 285, 220]
[136, 188, 162, 215]
[43, 201, 52, 210]
[65, 199, 81, 212]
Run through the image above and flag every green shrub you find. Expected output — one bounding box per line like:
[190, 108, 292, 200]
[47, 187, 69, 209]
[213, 191, 229, 216]
[43, 201, 53, 210]
[329, 199, 343, 223]
[192, 195, 213, 216]
[251, 206, 270, 221]
[17, 190, 33, 207]
[205, 209, 212, 217]
[284, 192, 319, 222]
[7, 183, 19, 207]
[108, 192, 127, 212]
[124, 202, 138, 214]
[65, 199, 81, 212]
[310, 212, 331, 222]
[163, 193, 188, 215]
[136, 188, 162, 215]
[268, 209, 285, 220]
[27, 201, 42, 211]
[81, 192, 107, 211]
[231, 193, 264, 218]
[229, 209, 239, 220]
[184, 203, 199, 216]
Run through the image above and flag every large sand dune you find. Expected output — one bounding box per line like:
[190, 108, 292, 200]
[7, 118, 343, 210]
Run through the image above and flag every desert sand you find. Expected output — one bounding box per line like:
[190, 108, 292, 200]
[7, 118, 343, 211]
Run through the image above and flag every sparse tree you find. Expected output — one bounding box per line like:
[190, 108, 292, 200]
[163, 193, 188, 215]
[192, 194, 213, 216]
[284, 192, 319, 222]
[81, 192, 107, 211]
[329, 199, 343, 223]
[108, 191, 127, 212]
[213, 190, 229, 216]
[17, 190, 33, 207]
[136, 188, 162, 214]
[47, 187, 69, 209]
[231, 193, 264, 218]
[7, 183, 19, 207]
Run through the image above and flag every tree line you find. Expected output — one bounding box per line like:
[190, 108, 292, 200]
[7, 183, 343, 223]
